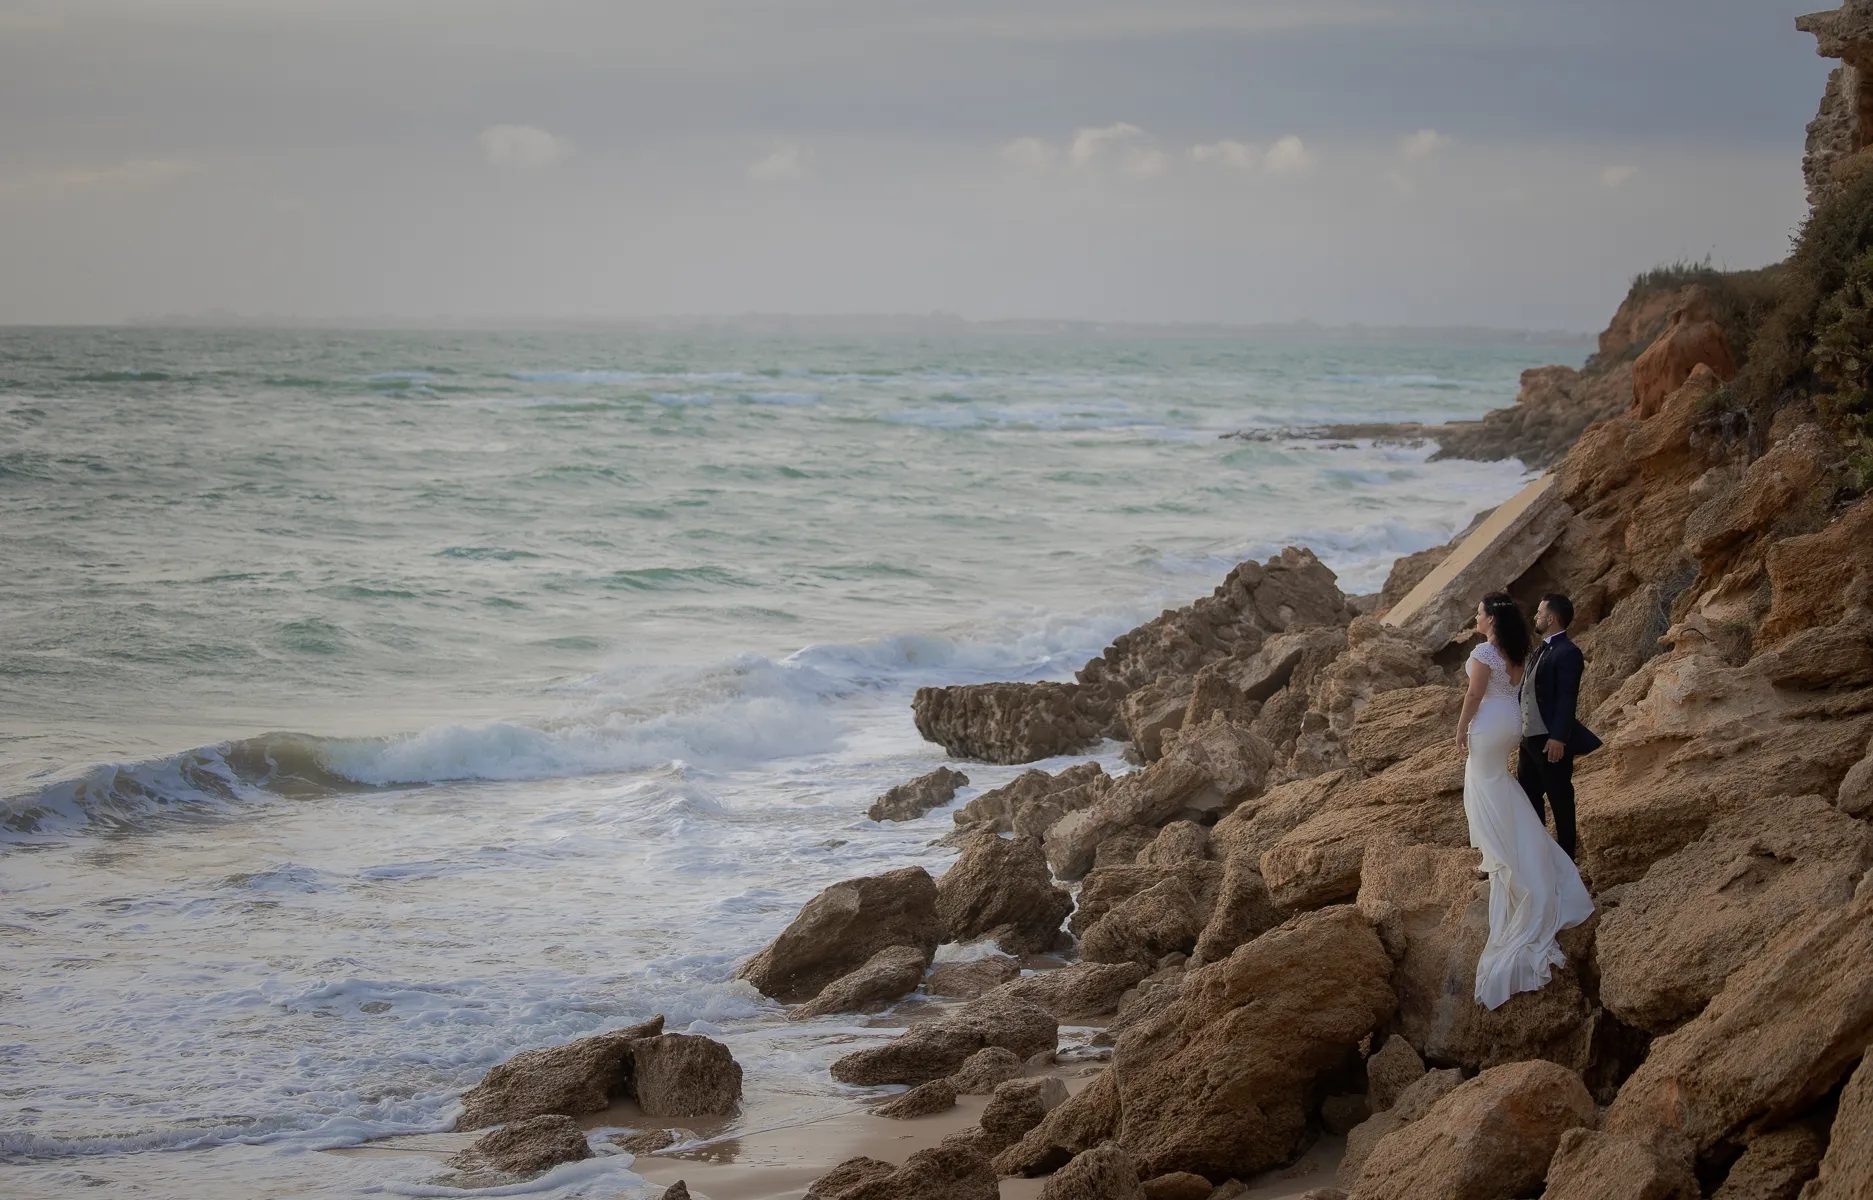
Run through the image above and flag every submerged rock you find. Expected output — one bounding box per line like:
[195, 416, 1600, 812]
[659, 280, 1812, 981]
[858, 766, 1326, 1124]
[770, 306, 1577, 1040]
[736, 866, 941, 1003]
[456, 1015, 665, 1130]
[868, 766, 970, 823]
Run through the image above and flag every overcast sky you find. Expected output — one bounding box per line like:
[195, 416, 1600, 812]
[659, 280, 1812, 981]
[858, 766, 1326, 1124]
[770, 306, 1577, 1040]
[0, 0, 1839, 328]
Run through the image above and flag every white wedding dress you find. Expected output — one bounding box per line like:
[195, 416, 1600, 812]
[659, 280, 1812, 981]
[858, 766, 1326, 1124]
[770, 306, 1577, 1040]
[1463, 641, 1594, 1010]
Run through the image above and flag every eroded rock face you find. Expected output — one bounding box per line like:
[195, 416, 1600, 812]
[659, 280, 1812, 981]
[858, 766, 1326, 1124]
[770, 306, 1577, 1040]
[994, 1068, 1123, 1177]
[1541, 1128, 1700, 1200]
[1801, 1052, 1873, 1199]
[1344, 686, 1464, 773]
[1190, 853, 1284, 966]
[1355, 840, 1596, 1071]
[1336, 1069, 1465, 1189]
[1100, 907, 1395, 1180]
[829, 994, 1058, 1086]
[868, 766, 970, 823]
[1038, 1142, 1147, 1200]
[1079, 871, 1210, 968]
[791, 945, 931, 1019]
[737, 866, 941, 1003]
[1631, 288, 1737, 420]
[1346, 1060, 1596, 1200]
[457, 1015, 665, 1130]
[1124, 677, 1196, 762]
[935, 833, 1073, 955]
[1597, 796, 1873, 1034]
[448, 1113, 593, 1175]
[1605, 875, 1873, 1153]
[912, 681, 1098, 764]
[631, 1034, 742, 1118]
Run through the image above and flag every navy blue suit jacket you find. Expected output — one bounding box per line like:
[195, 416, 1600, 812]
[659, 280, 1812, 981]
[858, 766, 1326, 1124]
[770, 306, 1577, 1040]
[1528, 632, 1602, 756]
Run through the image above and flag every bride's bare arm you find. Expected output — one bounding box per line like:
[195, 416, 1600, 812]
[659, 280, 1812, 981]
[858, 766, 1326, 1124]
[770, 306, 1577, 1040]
[1455, 655, 1488, 752]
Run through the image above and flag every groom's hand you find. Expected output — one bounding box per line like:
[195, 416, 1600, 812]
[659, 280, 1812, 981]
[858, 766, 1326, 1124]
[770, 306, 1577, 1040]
[1545, 738, 1566, 763]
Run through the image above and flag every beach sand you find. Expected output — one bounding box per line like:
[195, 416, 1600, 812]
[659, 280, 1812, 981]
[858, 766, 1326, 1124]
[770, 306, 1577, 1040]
[335, 1066, 1346, 1199]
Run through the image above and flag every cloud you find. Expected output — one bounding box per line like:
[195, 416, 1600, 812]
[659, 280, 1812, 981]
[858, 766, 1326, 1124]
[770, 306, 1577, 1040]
[1190, 139, 1258, 170]
[1386, 169, 1416, 196]
[1600, 164, 1639, 189]
[1400, 129, 1447, 159]
[1069, 122, 1145, 168]
[478, 124, 572, 169]
[1000, 136, 1060, 170]
[748, 142, 811, 181]
[1262, 134, 1317, 176]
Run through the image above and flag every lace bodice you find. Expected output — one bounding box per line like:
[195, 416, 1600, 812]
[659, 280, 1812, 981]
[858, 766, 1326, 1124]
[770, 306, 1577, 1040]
[1469, 641, 1522, 706]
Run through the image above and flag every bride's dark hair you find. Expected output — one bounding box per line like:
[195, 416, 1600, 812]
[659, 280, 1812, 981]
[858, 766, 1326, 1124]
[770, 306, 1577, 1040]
[1481, 591, 1531, 665]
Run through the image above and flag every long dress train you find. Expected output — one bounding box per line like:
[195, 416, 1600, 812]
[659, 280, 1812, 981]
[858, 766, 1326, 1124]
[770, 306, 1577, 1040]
[1462, 640, 1594, 1010]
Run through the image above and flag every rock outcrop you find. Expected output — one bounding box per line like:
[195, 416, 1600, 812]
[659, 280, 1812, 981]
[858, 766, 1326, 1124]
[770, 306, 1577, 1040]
[737, 866, 940, 1003]
[1632, 287, 1739, 419]
[952, 762, 1109, 836]
[791, 944, 931, 1018]
[935, 833, 1074, 954]
[985, 960, 1150, 1022]
[630, 1034, 742, 1118]
[457, 1015, 665, 1130]
[914, 548, 1351, 763]
[868, 766, 970, 822]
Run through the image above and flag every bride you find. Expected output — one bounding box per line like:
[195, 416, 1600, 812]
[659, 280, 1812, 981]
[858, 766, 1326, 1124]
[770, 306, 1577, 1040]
[1455, 592, 1594, 1010]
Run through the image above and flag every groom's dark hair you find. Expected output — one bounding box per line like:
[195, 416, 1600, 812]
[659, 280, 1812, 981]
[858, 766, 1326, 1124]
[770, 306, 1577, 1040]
[1543, 593, 1575, 629]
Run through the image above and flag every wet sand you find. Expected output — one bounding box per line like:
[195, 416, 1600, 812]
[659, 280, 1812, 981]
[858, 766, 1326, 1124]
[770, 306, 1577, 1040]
[335, 1065, 1346, 1199]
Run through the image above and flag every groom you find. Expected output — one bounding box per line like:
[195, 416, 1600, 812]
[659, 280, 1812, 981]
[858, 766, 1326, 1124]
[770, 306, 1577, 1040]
[1518, 593, 1602, 859]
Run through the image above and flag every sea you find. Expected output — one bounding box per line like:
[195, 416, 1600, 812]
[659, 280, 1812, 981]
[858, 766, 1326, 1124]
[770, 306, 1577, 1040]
[0, 325, 1573, 1197]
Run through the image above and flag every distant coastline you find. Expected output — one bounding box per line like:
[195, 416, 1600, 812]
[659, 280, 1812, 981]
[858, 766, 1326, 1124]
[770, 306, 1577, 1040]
[90, 311, 1595, 346]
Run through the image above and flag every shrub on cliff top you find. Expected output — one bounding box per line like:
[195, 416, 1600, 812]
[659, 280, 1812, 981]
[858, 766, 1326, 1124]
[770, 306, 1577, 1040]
[1812, 248, 1873, 490]
[1721, 167, 1873, 466]
[1621, 257, 1783, 373]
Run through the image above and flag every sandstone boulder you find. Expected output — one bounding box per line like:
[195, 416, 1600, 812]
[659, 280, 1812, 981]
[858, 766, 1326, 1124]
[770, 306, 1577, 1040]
[791, 945, 930, 1018]
[1344, 686, 1464, 773]
[977, 1075, 1070, 1154]
[1124, 676, 1196, 761]
[952, 762, 1108, 834]
[950, 1046, 1023, 1094]
[1209, 769, 1350, 866]
[912, 680, 1097, 764]
[1142, 1172, 1216, 1200]
[1631, 287, 1737, 420]
[1800, 1052, 1873, 1198]
[448, 1113, 592, 1175]
[1355, 840, 1595, 1072]
[808, 1143, 999, 1200]
[830, 994, 1058, 1086]
[631, 1034, 741, 1118]
[1336, 1068, 1465, 1189]
[1365, 1035, 1425, 1114]
[737, 866, 941, 1003]
[925, 955, 1021, 999]
[1096, 907, 1394, 1180]
[1605, 874, 1873, 1152]
[457, 1015, 665, 1130]
[1038, 1141, 1147, 1200]
[659, 1183, 690, 1200]
[1541, 1128, 1700, 1200]
[868, 766, 970, 822]
[1044, 716, 1274, 879]
[875, 1077, 957, 1119]
[936, 833, 1073, 955]
[1137, 820, 1211, 866]
[1345, 1060, 1595, 1200]
[1189, 853, 1284, 966]
[987, 961, 1151, 1022]
[1714, 1123, 1826, 1200]
[1079, 872, 1210, 968]
[1262, 745, 1470, 911]
[1597, 796, 1873, 1034]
